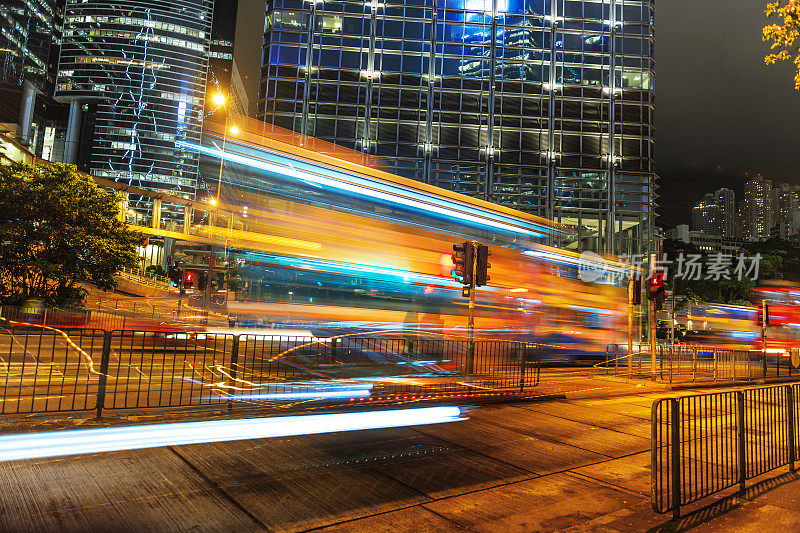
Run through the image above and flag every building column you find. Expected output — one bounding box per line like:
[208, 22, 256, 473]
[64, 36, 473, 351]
[152, 198, 162, 230]
[184, 207, 192, 234]
[18, 81, 38, 146]
[63, 101, 82, 164]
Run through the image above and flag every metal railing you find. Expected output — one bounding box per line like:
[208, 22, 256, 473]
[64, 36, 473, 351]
[1, 305, 127, 330]
[652, 383, 799, 517]
[0, 326, 541, 418]
[602, 343, 796, 383]
[117, 266, 173, 290]
[0, 304, 193, 331]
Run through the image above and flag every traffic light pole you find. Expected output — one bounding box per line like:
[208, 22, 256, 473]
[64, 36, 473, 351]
[177, 262, 185, 317]
[762, 300, 768, 377]
[627, 270, 634, 375]
[650, 301, 656, 379]
[466, 242, 477, 376]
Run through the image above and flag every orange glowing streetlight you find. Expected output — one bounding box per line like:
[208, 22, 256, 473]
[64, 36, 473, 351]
[205, 89, 239, 305]
[211, 91, 227, 108]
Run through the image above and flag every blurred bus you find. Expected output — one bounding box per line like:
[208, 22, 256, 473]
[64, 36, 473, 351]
[176, 120, 631, 361]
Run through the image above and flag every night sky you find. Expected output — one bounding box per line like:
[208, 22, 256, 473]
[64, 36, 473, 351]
[234, 0, 800, 228]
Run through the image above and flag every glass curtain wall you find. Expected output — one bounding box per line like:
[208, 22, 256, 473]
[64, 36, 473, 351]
[56, 0, 213, 199]
[259, 0, 655, 255]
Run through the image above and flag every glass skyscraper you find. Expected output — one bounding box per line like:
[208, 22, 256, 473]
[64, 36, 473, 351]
[55, 0, 214, 198]
[258, 0, 655, 254]
[206, 0, 239, 96]
[0, 0, 62, 148]
[0, 0, 60, 91]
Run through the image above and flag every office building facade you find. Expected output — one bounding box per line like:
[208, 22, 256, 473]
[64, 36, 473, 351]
[0, 0, 60, 91]
[55, 0, 214, 198]
[258, 0, 656, 254]
[0, 0, 63, 148]
[207, 0, 239, 97]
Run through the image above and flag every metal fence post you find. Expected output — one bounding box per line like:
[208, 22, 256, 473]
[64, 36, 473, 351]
[228, 335, 240, 411]
[670, 397, 680, 519]
[788, 385, 796, 472]
[230, 335, 240, 382]
[95, 330, 113, 419]
[518, 343, 525, 392]
[668, 345, 673, 383]
[737, 390, 747, 493]
[713, 350, 718, 382]
[692, 347, 697, 382]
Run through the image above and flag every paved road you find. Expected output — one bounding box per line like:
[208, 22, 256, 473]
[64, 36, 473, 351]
[2, 384, 798, 532]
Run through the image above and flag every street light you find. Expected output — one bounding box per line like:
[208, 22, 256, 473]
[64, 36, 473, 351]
[205, 90, 238, 308]
[211, 91, 226, 108]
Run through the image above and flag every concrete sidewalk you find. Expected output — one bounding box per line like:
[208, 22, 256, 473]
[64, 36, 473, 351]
[2, 383, 800, 532]
[0, 370, 800, 532]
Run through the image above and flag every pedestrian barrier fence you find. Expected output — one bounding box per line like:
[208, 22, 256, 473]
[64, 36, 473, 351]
[652, 382, 799, 517]
[0, 305, 188, 331]
[602, 343, 795, 383]
[0, 326, 541, 418]
[117, 266, 173, 290]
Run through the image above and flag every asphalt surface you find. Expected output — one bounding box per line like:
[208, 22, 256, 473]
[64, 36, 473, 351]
[2, 380, 800, 532]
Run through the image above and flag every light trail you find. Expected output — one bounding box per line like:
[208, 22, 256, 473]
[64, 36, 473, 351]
[219, 387, 373, 401]
[178, 141, 545, 237]
[0, 406, 467, 462]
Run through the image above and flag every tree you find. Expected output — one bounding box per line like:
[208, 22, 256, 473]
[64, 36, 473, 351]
[0, 163, 140, 307]
[660, 238, 782, 306]
[763, 0, 800, 89]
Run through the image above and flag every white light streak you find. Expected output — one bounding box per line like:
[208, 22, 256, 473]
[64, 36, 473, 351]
[178, 141, 540, 236]
[0, 407, 466, 462]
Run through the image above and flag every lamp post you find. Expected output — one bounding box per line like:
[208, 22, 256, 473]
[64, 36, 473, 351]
[205, 92, 239, 308]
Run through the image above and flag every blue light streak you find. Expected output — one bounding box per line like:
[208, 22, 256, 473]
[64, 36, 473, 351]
[0, 407, 467, 462]
[242, 251, 463, 288]
[178, 140, 551, 238]
[226, 389, 372, 401]
[224, 382, 373, 401]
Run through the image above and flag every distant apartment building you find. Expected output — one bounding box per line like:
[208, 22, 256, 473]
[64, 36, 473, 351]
[715, 188, 736, 238]
[692, 193, 723, 236]
[772, 182, 800, 236]
[741, 176, 773, 239]
[691, 187, 735, 238]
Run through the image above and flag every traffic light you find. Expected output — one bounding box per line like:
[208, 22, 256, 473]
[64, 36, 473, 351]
[475, 244, 491, 286]
[647, 273, 667, 311]
[184, 271, 195, 285]
[757, 302, 770, 326]
[631, 277, 642, 305]
[451, 242, 474, 286]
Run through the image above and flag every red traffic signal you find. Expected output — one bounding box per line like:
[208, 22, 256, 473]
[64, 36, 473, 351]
[757, 302, 770, 326]
[184, 271, 195, 284]
[646, 273, 667, 311]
